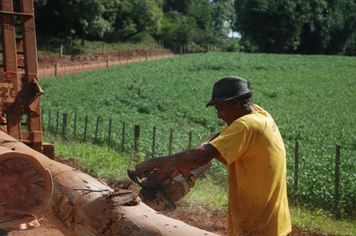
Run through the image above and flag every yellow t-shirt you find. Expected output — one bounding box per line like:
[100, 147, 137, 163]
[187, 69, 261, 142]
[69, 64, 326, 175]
[210, 104, 291, 236]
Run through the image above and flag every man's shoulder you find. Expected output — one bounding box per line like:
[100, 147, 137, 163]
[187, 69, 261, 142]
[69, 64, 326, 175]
[252, 104, 272, 118]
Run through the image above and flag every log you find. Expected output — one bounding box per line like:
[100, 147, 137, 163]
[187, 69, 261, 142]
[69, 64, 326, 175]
[0, 146, 53, 230]
[0, 131, 218, 236]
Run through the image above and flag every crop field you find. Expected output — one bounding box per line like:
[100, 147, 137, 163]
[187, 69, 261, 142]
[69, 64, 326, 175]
[40, 52, 356, 218]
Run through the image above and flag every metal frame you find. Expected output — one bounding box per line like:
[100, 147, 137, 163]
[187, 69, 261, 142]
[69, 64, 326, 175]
[0, 0, 43, 152]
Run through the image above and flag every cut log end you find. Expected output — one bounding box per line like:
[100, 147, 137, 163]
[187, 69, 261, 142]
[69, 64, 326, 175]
[0, 149, 53, 230]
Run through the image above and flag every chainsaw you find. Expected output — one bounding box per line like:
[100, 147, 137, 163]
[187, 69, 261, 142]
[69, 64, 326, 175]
[127, 162, 211, 212]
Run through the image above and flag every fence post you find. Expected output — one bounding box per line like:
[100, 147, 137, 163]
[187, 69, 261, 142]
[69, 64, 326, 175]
[334, 144, 341, 220]
[47, 109, 51, 131]
[151, 126, 156, 158]
[62, 113, 67, 138]
[84, 116, 88, 141]
[294, 140, 299, 206]
[122, 122, 125, 152]
[55, 63, 58, 76]
[106, 55, 109, 68]
[59, 44, 63, 57]
[108, 119, 112, 146]
[188, 131, 192, 149]
[56, 111, 59, 131]
[94, 117, 99, 144]
[134, 125, 140, 153]
[74, 113, 77, 139]
[169, 128, 173, 156]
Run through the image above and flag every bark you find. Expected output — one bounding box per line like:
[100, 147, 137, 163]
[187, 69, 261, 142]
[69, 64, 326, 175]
[0, 131, 219, 236]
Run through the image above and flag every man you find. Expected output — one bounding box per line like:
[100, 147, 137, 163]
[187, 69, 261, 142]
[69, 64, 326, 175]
[135, 76, 291, 236]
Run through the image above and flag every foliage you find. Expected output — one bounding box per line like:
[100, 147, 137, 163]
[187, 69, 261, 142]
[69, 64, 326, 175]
[234, 0, 303, 53]
[107, 0, 163, 42]
[34, 0, 234, 49]
[33, 0, 355, 55]
[40, 52, 356, 218]
[158, 0, 234, 48]
[35, 0, 112, 45]
[234, 0, 356, 54]
[37, 38, 158, 56]
[223, 38, 240, 52]
[289, 206, 356, 235]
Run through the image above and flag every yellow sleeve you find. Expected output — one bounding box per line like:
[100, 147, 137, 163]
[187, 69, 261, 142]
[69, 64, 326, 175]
[210, 121, 250, 165]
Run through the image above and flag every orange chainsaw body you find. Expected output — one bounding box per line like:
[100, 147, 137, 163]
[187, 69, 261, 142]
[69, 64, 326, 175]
[127, 162, 211, 211]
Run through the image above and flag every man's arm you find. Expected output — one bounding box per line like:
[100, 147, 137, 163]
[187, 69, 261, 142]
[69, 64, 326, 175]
[197, 132, 220, 148]
[135, 143, 220, 179]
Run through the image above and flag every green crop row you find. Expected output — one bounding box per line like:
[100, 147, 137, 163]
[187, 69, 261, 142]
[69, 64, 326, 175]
[40, 52, 356, 218]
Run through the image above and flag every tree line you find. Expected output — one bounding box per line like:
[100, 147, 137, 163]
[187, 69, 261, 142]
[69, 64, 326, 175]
[32, 0, 355, 55]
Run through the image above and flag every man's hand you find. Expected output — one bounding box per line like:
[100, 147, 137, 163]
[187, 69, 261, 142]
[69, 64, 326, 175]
[135, 160, 150, 179]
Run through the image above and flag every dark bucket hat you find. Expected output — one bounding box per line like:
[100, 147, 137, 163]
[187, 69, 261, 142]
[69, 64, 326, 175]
[206, 76, 254, 107]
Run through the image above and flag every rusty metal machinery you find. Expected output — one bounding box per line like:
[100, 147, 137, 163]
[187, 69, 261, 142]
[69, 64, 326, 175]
[0, 0, 53, 158]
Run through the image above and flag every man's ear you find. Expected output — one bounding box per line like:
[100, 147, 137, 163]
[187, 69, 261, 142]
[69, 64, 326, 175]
[234, 98, 240, 109]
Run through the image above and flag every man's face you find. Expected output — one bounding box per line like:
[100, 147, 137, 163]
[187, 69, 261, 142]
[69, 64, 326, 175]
[214, 99, 239, 126]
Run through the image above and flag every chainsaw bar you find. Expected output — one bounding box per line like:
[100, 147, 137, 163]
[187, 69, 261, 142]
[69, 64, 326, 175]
[127, 168, 143, 187]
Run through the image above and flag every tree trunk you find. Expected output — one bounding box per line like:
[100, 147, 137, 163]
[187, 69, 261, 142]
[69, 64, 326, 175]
[0, 131, 218, 236]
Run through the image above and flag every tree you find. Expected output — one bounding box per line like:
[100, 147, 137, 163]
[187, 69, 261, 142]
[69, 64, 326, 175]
[320, 0, 356, 54]
[160, 0, 230, 49]
[187, 0, 215, 45]
[35, 0, 113, 45]
[163, 0, 193, 14]
[234, 0, 356, 54]
[211, 0, 235, 41]
[159, 11, 190, 47]
[295, 0, 334, 54]
[234, 0, 304, 53]
[107, 0, 163, 42]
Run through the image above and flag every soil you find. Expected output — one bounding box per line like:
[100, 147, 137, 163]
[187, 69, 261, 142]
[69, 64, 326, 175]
[4, 53, 337, 236]
[36, 49, 175, 78]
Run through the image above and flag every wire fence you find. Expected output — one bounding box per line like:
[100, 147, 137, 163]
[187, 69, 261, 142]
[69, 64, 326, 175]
[42, 109, 349, 220]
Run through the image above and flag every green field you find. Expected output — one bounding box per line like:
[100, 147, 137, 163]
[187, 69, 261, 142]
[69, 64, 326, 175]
[40, 52, 356, 224]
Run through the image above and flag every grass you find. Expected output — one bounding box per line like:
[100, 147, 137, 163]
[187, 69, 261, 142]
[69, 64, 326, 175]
[290, 207, 356, 235]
